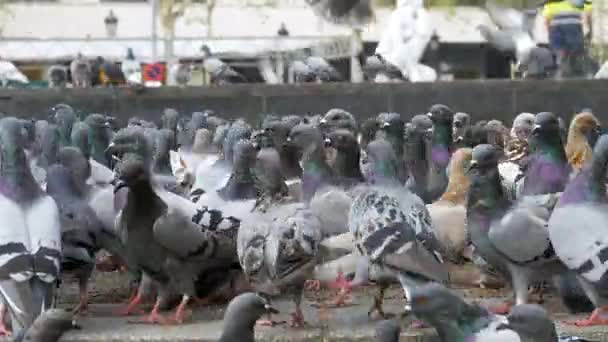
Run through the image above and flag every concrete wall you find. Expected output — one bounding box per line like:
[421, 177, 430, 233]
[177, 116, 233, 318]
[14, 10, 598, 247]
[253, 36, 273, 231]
[1, 79, 607, 125]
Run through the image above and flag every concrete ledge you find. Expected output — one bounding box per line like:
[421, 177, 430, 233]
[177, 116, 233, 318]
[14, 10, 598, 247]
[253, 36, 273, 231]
[2, 80, 608, 124]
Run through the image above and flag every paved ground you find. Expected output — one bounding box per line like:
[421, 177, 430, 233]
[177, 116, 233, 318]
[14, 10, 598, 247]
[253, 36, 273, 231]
[40, 271, 608, 341]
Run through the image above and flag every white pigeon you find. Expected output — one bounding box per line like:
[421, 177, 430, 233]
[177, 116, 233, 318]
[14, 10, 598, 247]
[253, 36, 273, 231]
[0, 60, 28, 87]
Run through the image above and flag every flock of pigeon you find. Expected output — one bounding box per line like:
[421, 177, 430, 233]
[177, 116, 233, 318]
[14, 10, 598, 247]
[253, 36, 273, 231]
[0, 102, 607, 342]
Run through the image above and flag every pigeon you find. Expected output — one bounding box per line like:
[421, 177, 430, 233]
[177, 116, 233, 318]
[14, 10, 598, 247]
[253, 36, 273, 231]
[13, 309, 78, 342]
[201, 45, 247, 85]
[375, 319, 401, 342]
[35, 123, 60, 171]
[47, 66, 68, 88]
[53, 106, 77, 149]
[344, 138, 447, 317]
[238, 202, 322, 327]
[46, 164, 103, 315]
[289, 60, 316, 83]
[217, 292, 278, 342]
[70, 121, 91, 160]
[408, 283, 523, 341]
[478, 1, 554, 79]
[168, 63, 192, 87]
[304, 54, 342, 83]
[498, 304, 592, 341]
[160, 108, 179, 135]
[466, 144, 566, 313]
[287, 124, 335, 203]
[325, 129, 364, 188]
[403, 114, 433, 203]
[177, 112, 207, 151]
[453, 112, 471, 147]
[218, 140, 258, 201]
[548, 134, 608, 326]
[251, 133, 290, 212]
[84, 114, 112, 168]
[0, 59, 28, 86]
[520, 112, 571, 196]
[0, 117, 62, 334]
[426, 147, 472, 263]
[359, 117, 380, 150]
[426, 104, 454, 202]
[485, 119, 508, 150]
[377, 112, 407, 184]
[565, 111, 601, 173]
[121, 48, 142, 86]
[222, 119, 253, 168]
[262, 120, 302, 180]
[304, 0, 373, 27]
[69, 53, 91, 88]
[152, 129, 176, 176]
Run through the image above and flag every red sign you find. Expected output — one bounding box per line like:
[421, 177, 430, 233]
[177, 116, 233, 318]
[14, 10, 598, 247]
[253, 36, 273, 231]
[142, 63, 166, 83]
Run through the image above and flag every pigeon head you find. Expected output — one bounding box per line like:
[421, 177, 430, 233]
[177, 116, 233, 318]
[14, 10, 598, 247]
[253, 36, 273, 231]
[511, 112, 535, 140]
[408, 283, 470, 322]
[359, 117, 380, 149]
[281, 115, 303, 129]
[325, 129, 358, 152]
[15, 308, 79, 342]
[107, 126, 152, 164]
[427, 104, 454, 127]
[251, 129, 273, 150]
[320, 108, 357, 133]
[46, 164, 80, 196]
[114, 153, 150, 193]
[263, 120, 291, 147]
[84, 113, 109, 129]
[287, 124, 324, 154]
[410, 114, 434, 133]
[485, 120, 507, 149]
[570, 111, 601, 149]
[377, 112, 405, 139]
[532, 112, 560, 137]
[453, 112, 471, 141]
[192, 128, 214, 153]
[219, 292, 278, 341]
[375, 319, 401, 342]
[212, 124, 230, 151]
[469, 144, 502, 173]
[498, 304, 558, 341]
[200, 44, 212, 58]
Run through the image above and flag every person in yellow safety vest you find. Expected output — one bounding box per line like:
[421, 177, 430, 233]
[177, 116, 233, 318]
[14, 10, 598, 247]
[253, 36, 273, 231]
[542, 0, 589, 77]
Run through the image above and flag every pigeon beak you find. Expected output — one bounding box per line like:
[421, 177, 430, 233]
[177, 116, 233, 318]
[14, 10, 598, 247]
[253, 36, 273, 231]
[264, 303, 279, 314]
[426, 112, 433, 118]
[455, 136, 464, 143]
[382, 122, 391, 128]
[113, 180, 129, 194]
[466, 160, 478, 173]
[324, 137, 332, 147]
[105, 142, 116, 154]
[319, 118, 327, 125]
[286, 136, 292, 142]
[531, 124, 542, 135]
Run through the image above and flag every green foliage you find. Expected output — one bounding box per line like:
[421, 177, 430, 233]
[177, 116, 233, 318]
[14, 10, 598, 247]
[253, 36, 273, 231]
[373, 0, 539, 8]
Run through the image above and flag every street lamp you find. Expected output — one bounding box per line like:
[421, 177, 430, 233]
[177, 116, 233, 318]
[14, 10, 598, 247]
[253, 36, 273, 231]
[104, 10, 119, 38]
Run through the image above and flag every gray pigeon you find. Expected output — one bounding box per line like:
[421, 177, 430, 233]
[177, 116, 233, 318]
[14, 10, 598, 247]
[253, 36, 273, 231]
[84, 114, 112, 167]
[218, 140, 258, 201]
[548, 134, 608, 326]
[70, 121, 91, 160]
[0, 117, 62, 334]
[304, 55, 342, 82]
[238, 203, 322, 327]
[375, 319, 401, 342]
[467, 144, 566, 313]
[201, 45, 247, 85]
[453, 112, 471, 146]
[111, 127, 235, 324]
[53, 106, 77, 149]
[70, 54, 91, 88]
[426, 104, 454, 202]
[160, 108, 179, 134]
[290, 60, 316, 83]
[325, 129, 364, 188]
[498, 304, 576, 341]
[152, 129, 176, 176]
[14, 309, 78, 342]
[408, 283, 520, 341]
[287, 124, 335, 203]
[46, 163, 107, 315]
[345, 139, 447, 317]
[47, 66, 68, 89]
[218, 292, 278, 342]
